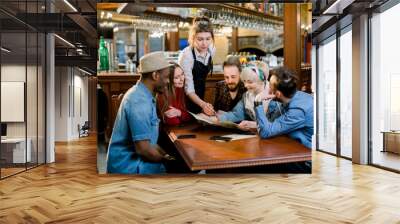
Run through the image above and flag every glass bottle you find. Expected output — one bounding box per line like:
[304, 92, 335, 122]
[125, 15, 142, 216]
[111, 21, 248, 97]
[99, 36, 109, 72]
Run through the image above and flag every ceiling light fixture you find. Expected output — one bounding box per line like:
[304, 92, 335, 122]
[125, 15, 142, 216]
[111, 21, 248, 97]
[54, 34, 75, 48]
[1, 47, 11, 53]
[63, 0, 78, 12]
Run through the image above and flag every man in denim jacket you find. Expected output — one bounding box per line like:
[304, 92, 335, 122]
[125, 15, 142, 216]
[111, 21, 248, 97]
[254, 67, 314, 149]
[107, 52, 174, 174]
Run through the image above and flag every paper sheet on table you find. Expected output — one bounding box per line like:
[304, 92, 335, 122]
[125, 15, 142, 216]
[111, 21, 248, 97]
[221, 134, 257, 141]
[188, 112, 239, 129]
[188, 111, 214, 125]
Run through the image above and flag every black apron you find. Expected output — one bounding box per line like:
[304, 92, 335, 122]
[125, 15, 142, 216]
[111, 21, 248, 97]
[187, 48, 213, 113]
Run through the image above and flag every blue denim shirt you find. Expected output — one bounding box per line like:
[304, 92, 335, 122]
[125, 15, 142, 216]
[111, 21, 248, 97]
[106, 82, 165, 174]
[255, 91, 314, 149]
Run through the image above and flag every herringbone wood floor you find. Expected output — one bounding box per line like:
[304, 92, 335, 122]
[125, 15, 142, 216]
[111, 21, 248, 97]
[1, 135, 400, 223]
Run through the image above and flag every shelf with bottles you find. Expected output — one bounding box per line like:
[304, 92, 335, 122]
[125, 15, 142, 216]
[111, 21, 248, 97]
[164, 51, 180, 64]
[228, 52, 258, 65]
[260, 53, 284, 69]
[98, 35, 138, 74]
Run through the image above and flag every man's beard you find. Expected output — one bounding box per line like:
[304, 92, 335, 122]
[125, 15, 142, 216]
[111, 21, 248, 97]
[227, 83, 239, 92]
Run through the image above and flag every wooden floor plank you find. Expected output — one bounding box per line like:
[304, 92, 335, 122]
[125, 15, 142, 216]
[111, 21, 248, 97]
[0, 135, 399, 223]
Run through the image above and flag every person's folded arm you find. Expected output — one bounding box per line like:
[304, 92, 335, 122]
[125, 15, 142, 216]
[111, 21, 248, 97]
[266, 100, 283, 122]
[255, 105, 306, 138]
[134, 140, 164, 162]
[126, 100, 164, 161]
[218, 99, 246, 123]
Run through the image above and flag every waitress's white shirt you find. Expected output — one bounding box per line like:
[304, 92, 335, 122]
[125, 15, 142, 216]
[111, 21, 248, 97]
[178, 45, 216, 94]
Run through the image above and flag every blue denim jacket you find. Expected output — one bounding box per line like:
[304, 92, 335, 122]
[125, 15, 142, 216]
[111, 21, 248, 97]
[106, 82, 166, 174]
[255, 91, 314, 149]
[218, 99, 248, 123]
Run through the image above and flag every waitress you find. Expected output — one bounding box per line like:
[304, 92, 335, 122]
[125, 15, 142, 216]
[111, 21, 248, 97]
[178, 16, 215, 115]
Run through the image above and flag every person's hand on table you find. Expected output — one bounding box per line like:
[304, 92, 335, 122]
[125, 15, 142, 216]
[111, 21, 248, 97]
[201, 102, 215, 116]
[237, 120, 257, 132]
[164, 106, 181, 118]
[155, 145, 176, 161]
[198, 113, 219, 124]
[208, 115, 219, 124]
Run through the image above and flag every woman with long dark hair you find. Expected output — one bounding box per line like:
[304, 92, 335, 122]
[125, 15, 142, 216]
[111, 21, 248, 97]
[157, 63, 191, 126]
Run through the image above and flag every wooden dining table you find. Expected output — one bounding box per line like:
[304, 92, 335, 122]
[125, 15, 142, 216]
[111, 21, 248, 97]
[165, 124, 311, 171]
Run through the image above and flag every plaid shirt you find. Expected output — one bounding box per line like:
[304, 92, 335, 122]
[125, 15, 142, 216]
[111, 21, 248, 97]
[213, 81, 247, 112]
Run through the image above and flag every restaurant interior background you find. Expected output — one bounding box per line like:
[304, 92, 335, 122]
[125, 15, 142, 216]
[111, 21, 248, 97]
[96, 2, 313, 174]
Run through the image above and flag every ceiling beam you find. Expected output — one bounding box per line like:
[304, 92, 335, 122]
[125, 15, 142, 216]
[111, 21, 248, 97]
[55, 55, 96, 70]
[67, 13, 97, 39]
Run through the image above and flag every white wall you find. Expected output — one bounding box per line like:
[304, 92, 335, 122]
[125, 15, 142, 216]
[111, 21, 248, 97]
[1, 65, 26, 145]
[55, 66, 69, 141]
[54, 67, 89, 141]
[1, 64, 46, 164]
[1, 65, 36, 138]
